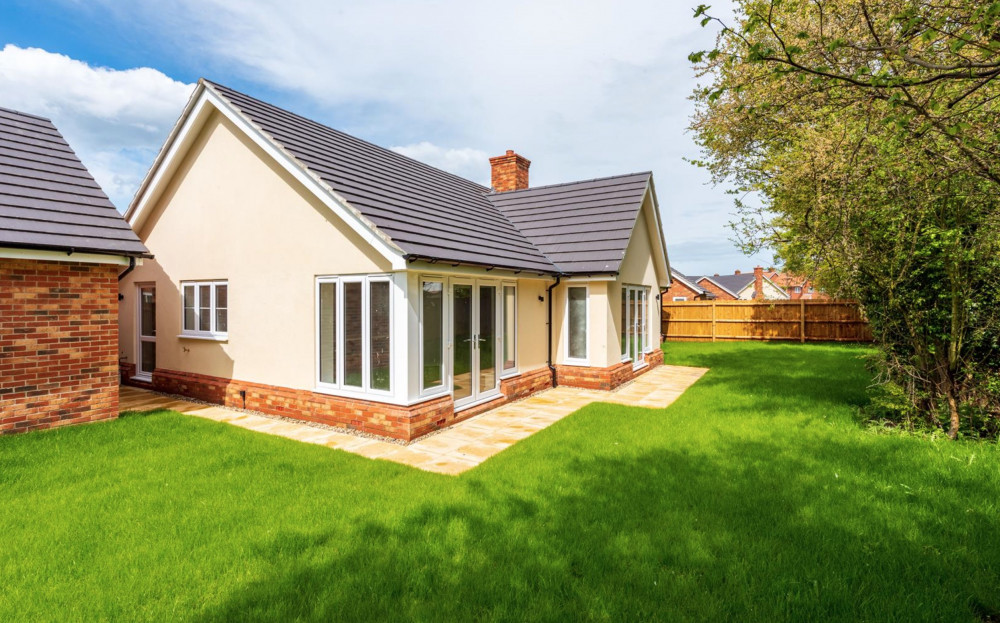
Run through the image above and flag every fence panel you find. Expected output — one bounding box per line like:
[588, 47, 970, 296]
[661, 300, 873, 343]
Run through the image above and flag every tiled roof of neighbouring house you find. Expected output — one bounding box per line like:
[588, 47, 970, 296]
[0, 106, 149, 257]
[692, 273, 756, 297]
[206, 81, 654, 275]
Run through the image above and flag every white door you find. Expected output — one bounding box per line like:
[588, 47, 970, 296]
[452, 281, 500, 408]
[136, 284, 156, 380]
[623, 285, 648, 370]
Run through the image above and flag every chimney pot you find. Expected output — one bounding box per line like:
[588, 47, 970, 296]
[489, 150, 530, 192]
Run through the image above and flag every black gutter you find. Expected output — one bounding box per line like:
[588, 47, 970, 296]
[118, 256, 137, 281]
[546, 275, 562, 387]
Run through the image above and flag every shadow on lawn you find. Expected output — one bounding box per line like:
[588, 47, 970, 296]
[196, 431, 1000, 622]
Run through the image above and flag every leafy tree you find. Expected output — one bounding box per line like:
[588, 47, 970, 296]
[689, 0, 1000, 438]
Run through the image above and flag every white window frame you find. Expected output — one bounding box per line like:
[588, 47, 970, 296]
[315, 274, 393, 397]
[563, 285, 589, 365]
[179, 280, 228, 340]
[500, 281, 518, 377]
[672, 296, 687, 302]
[419, 276, 447, 395]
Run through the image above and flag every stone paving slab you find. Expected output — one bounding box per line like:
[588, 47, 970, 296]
[118, 364, 707, 475]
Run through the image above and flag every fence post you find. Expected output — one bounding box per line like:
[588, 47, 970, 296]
[711, 300, 717, 342]
[800, 300, 806, 343]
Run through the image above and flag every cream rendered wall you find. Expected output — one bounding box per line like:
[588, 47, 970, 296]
[551, 280, 612, 367]
[736, 280, 788, 300]
[119, 111, 392, 392]
[613, 194, 668, 362]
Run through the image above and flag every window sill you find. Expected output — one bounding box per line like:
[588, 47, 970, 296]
[313, 384, 396, 403]
[178, 333, 228, 342]
[499, 368, 519, 380]
[561, 359, 590, 367]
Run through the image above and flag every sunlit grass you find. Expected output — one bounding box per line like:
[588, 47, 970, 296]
[1, 342, 998, 621]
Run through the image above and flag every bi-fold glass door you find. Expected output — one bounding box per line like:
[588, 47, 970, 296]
[136, 284, 156, 380]
[452, 281, 500, 408]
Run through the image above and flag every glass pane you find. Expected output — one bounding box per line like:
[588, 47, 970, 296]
[620, 286, 629, 360]
[631, 289, 641, 362]
[422, 281, 443, 389]
[343, 282, 363, 387]
[140, 287, 156, 337]
[182, 285, 195, 331]
[502, 285, 516, 370]
[319, 282, 336, 384]
[369, 280, 391, 391]
[216, 308, 228, 333]
[478, 285, 496, 393]
[452, 284, 473, 401]
[568, 287, 587, 360]
[214, 284, 228, 333]
[140, 340, 156, 374]
[198, 284, 211, 331]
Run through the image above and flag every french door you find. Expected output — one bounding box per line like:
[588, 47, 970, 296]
[622, 285, 648, 370]
[452, 281, 500, 408]
[136, 284, 156, 380]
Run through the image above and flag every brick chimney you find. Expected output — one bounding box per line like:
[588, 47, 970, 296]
[734, 270, 741, 275]
[489, 150, 530, 192]
[753, 266, 764, 299]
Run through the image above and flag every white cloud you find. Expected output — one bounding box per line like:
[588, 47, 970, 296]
[390, 142, 490, 185]
[3, 1, 769, 272]
[0, 45, 194, 210]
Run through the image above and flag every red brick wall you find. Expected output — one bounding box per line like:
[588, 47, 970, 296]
[1, 259, 120, 434]
[662, 279, 703, 301]
[144, 364, 555, 441]
[555, 348, 664, 391]
[697, 278, 737, 300]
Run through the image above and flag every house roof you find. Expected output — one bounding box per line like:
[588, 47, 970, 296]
[0, 107, 149, 257]
[487, 172, 652, 274]
[192, 81, 662, 276]
[693, 273, 754, 298]
[206, 81, 556, 274]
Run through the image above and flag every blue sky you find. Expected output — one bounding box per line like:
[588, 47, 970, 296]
[0, 0, 774, 275]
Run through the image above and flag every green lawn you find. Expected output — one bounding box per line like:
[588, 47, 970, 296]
[2, 342, 999, 621]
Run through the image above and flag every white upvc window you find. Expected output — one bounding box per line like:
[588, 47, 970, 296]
[673, 296, 687, 301]
[501, 283, 517, 375]
[420, 278, 445, 393]
[564, 285, 589, 365]
[180, 280, 228, 339]
[316, 275, 393, 395]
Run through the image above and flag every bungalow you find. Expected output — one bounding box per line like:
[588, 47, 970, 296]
[0, 106, 149, 434]
[692, 267, 789, 301]
[117, 80, 671, 441]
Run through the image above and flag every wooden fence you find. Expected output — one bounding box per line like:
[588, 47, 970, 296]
[661, 300, 873, 343]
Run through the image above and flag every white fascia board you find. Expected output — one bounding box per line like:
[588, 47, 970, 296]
[643, 178, 671, 288]
[404, 261, 553, 280]
[0, 247, 137, 266]
[127, 82, 407, 271]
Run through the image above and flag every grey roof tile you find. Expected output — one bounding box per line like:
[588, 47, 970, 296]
[0, 106, 149, 257]
[487, 172, 651, 274]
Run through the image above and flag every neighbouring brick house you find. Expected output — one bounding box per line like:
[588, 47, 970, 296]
[766, 270, 829, 300]
[118, 80, 672, 441]
[662, 269, 715, 301]
[0, 107, 150, 435]
[690, 267, 789, 301]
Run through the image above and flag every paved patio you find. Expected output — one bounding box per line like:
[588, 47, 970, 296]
[119, 364, 708, 475]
